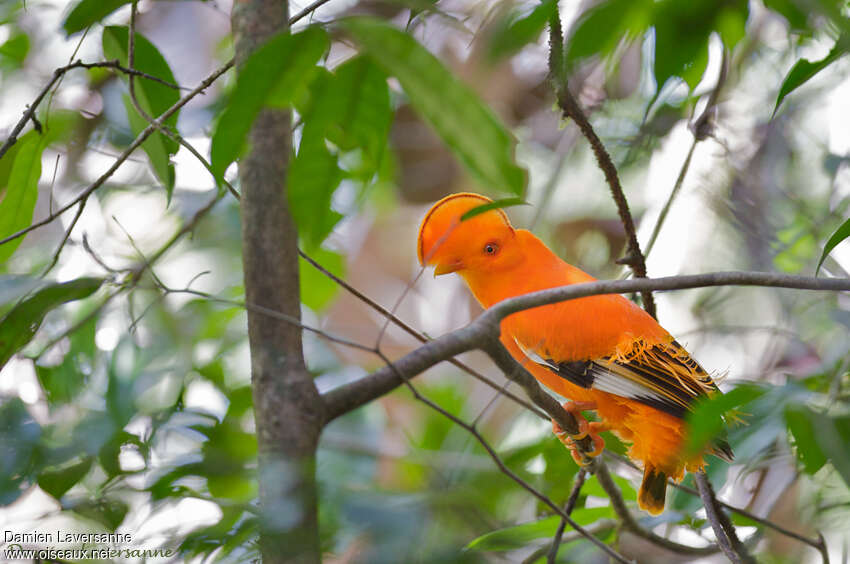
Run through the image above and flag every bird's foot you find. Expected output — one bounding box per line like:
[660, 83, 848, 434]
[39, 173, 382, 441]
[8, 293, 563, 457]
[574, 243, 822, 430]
[551, 401, 606, 466]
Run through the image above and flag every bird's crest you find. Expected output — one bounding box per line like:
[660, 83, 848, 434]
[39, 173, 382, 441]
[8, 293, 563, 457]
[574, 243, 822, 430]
[417, 192, 513, 266]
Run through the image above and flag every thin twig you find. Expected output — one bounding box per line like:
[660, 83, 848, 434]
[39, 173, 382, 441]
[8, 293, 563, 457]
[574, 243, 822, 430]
[695, 471, 755, 564]
[523, 521, 617, 564]
[322, 270, 850, 422]
[644, 137, 698, 257]
[40, 199, 86, 278]
[547, 468, 587, 563]
[297, 248, 547, 419]
[604, 450, 826, 556]
[595, 463, 718, 556]
[0, 58, 185, 162]
[645, 49, 730, 258]
[0, 59, 234, 248]
[124, 3, 244, 202]
[290, 0, 336, 24]
[547, 11, 656, 319]
[372, 348, 632, 564]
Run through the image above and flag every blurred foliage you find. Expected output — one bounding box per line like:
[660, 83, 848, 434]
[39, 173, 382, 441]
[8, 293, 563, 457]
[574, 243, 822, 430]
[102, 26, 181, 199]
[0, 0, 849, 561]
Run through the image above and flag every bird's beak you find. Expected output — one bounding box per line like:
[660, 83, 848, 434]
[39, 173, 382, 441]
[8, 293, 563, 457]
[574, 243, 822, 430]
[433, 261, 463, 276]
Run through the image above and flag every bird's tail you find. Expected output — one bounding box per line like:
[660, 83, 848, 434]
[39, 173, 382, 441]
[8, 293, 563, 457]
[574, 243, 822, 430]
[638, 465, 667, 515]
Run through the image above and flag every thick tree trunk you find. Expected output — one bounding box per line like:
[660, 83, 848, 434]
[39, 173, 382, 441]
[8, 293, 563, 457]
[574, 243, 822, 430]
[231, 1, 324, 562]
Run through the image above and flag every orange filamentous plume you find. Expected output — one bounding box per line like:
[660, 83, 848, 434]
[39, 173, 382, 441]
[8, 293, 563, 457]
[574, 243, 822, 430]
[416, 192, 733, 515]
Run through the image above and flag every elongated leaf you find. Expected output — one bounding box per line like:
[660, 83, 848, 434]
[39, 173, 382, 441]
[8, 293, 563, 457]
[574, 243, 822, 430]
[326, 56, 391, 166]
[38, 457, 93, 500]
[487, 0, 557, 61]
[300, 248, 344, 311]
[102, 26, 179, 198]
[460, 197, 528, 221]
[0, 32, 29, 69]
[210, 26, 329, 182]
[71, 498, 129, 531]
[466, 507, 613, 551]
[774, 36, 849, 115]
[566, 0, 650, 63]
[0, 131, 43, 263]
[653, 0, 748, 90]
[0, 277, 103, 370]
[35, 313, 97, 404]
[683, 384, 765, 457]
[807, 410, 850, 488]
[0, 276, 43, 310]
[343, 17, 526, 196]
[816, 216, 850, 274]
[123, 95, 176, 193]
[0, 398, 42, 505]
[785, 405, 827, 474]
[288, 124, 343, 248]
[63, 0, 130, 35]
[288, 56, 391, 246]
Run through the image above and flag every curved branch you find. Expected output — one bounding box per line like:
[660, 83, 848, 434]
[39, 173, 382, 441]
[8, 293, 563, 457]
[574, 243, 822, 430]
[547, 13, 656, 318]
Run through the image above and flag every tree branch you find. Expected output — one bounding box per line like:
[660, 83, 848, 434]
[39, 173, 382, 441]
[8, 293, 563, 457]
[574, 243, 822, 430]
[323, 270, 850, 421]
[547, 12, 656, 318]
[298, 249, 548, 419]
[547, 468, 586, 564]
[595, 463, 718, 556]
[371, 349, 631, 564]
[231, 0, 323, 561]
[695, 471, 755, 564]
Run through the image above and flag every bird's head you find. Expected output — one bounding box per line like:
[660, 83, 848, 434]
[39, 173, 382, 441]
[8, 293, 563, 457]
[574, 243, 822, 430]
[417, 193, 522, 276]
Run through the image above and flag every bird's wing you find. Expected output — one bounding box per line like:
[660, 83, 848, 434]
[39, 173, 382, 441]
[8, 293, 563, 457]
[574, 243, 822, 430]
[514, 338, 719, 420]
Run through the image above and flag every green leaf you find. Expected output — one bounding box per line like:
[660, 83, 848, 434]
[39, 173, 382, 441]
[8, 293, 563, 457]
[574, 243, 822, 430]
[0, 276, 43, 313]
[38, 457, 93, 500]
[35, 312, 97, 404]
[63, 0, 130, 35]
[0, 32, 29, 69]
[788, 407, 850, 488]
[487, 0, 558, 62]
[102, 26, 179, 198]
[652, 0, 748, 91]
[300, 248, 344, 311]
[122, 95, 176, 194]
[460, 197, 528, 221]
[774, 35, 850, 115]
[0, 277, 103, 371]
[71, 498, 129, 531]
[343, 17, 526, 196]
[683, 383, 765, 458]
[466, 516, 561, 551]
[210, 26, 329, 183]
[785, 405, 827, 474]
[763, 0, 810, 33]
[287, 56, 392, 246]
[466, 508, 613, 551]
[583, 473, 637, 502]
[325, 56, 392, 166]
[0, 398, 42, 505]
[0, 131, 43, 264]
[566, 0, 651, 64]
[816, 216, 850, 274]
[288, 125, 344, 248]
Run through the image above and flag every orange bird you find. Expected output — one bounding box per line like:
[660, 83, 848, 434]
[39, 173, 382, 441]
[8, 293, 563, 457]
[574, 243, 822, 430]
[417, 193, 732, 515]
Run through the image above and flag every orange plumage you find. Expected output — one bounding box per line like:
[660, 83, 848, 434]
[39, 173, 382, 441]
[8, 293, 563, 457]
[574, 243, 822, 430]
[417, 193, 732, 515]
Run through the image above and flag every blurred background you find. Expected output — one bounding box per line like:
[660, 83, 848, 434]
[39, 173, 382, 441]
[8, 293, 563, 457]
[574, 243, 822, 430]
[1, 0, 850, 561]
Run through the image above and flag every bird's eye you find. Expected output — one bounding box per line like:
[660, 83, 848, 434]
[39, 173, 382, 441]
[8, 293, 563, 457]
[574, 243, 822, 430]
[484, 242, 499, 255]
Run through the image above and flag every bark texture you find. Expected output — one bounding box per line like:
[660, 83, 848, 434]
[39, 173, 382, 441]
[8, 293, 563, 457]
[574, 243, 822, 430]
[232, 1, 323, 561]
